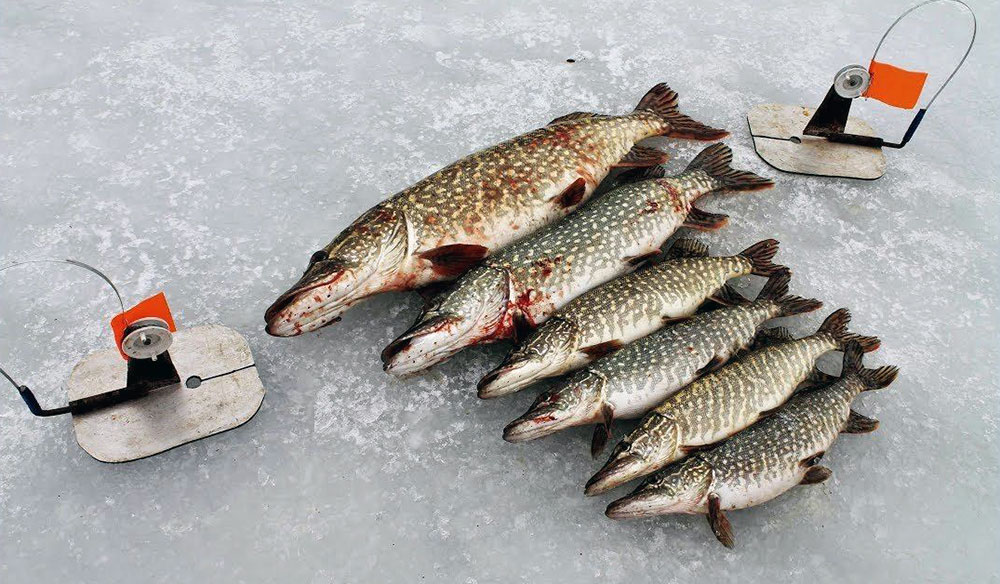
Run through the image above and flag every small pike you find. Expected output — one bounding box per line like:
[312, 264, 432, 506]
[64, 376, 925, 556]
[265, 84, 728, 336]
[502, 271, 822, 451]
[478, 238, 786, 399]
[585, 308, 880, 496]
[381, 144, 775, 376]
[606, 342, 898, 548]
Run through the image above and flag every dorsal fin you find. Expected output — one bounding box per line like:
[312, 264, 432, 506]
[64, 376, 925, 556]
[667, 239, 710, 259]
[615, 165, 667, 185]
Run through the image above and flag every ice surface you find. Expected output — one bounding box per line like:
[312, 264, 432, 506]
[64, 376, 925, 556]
[1, 0, 997, 581]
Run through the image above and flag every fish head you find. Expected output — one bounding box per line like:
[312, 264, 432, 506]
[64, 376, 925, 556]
[381, 266, 510, 376]
[477, 318, 580, 399]
[265, 207, 408, 336]
[605, 458, 713, 519]
[502, 371, 604, 442]
[584, 413, 680, 496]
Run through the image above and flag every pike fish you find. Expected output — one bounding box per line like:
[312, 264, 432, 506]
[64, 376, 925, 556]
[477, 238, 786, 399]
[264, 84, 728, 336]
[502, 271, 823, 454]
[606, 342, 898, 548]
[380, 144, 775, 376]
[585, 308, 880, 496]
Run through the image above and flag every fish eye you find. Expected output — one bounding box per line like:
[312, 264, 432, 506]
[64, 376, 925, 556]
[309, 250, 328, 265]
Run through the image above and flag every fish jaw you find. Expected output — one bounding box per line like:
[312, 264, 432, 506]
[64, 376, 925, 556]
[265, 262, 372, 336]
[265, 206, 409, 336]
[605, 460, 712, 519]
[502, 372, 604, 442]
[585, 413, 679, 495]
[477, 318, 579, 398]
[382, 266, 510, 376]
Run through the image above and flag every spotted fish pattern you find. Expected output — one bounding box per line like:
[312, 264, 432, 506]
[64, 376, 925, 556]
[606, 342, 898, 548]
[380, 144, 774, 376]
[477, 238, 786, 398]
[265, 84, 728, 336]
[501, 271, 823, 446]
[585, 308, 880, 495]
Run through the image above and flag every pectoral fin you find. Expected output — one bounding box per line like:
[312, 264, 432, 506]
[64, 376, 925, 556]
[590, 404, 615, 458]
[800, 466, 833, 485]
[707, 493, 735, 549]
[624, 250, 660, 266]
[683, 207, 729, 231]
[843, 410, 879, 434]
[696, 355, 726, 376]
[512, 311, 534, 343]
[580, 339, 624, 359]
[553, 177, 588, 209]
[418, 244, 490, 277]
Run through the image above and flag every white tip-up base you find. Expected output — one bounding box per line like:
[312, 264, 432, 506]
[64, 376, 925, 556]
[748, 103, 887, 180]
[67, 325, 265, 463]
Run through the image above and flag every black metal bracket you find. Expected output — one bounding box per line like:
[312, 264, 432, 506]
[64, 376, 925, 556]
[802, 84, 926, 150]
[13, 352, 181, 417]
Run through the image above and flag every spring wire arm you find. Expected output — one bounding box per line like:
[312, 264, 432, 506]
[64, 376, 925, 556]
[0, 258, 129, 416]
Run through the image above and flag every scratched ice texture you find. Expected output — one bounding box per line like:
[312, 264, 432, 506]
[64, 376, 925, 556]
[0, 0, 997, 582]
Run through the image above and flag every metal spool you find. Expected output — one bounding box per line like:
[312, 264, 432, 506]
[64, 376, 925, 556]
[833, 65, 871, 99]
[121, 317, 174, 360]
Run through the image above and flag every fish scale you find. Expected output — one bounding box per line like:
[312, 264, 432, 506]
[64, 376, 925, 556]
[265, 84, 728, 337]
[500, 272, 822, 445]
[585, 308, 880, 495]
[477, 238, 785, 398]
[381, 144, 775, 376]
[606, 343, 899, 549]
[399, 113, 664, 247]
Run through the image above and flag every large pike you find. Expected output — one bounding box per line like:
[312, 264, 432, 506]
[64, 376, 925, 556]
[502, 271, 823, 454]
[380, 144, 774, 376]
[585, 308, 880, 496]
[606, 342, 898, 548]
[478, 238, 787, 399]
[264, 84, 728, 336]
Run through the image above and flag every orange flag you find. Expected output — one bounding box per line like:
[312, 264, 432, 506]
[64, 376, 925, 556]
[863, 60, 928, 109]
[110, 292, 177, 359]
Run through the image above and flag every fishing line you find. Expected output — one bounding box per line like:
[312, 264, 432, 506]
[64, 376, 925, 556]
[0, 258, 128, 392]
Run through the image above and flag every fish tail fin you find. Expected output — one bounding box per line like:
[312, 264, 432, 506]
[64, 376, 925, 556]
[738, 239, 782, 276]
[634, 84, 729, 140]
[841, 341, 899, 391]
[685, 144, 775, 193]
[816, 309, 881, 353]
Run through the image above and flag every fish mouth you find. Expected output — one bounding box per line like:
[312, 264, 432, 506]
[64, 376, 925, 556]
[381, 314, 473, 376]
[502, 407, 575, 443]
[502, 398, 591, 443]
[264, 272, 351, 337]
[265, 261, 376, 337]
[605, 489, 678, 520]
[477, 354, 553, 399]
[585, 453, 649, 496]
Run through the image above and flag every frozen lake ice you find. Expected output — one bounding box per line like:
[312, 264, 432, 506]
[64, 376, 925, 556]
[1, 0, 997, 581]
